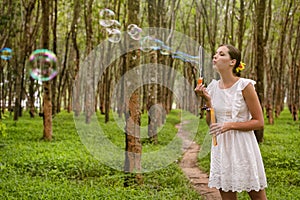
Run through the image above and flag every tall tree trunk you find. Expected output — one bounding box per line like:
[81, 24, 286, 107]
[265, 37, 274, 124]
[289, 11, 300, 121]
[28, 77, 35, 118]
[146, 0, 158, 144]
[51, 0, 58, 115]
[0, 62, 3, 118]
[238, 0, 245, 51]
[105, 61, 111, 123]
[254, 0, 266, 143]
[264, 0, 274, 124]
[222, 0, 230, 44]
[275, 1, 293, 117]
[84, 0, 94, 123]
[14, 0, 36, 121]
[124, 0, 142, 186]
[41, 0, 52, 140]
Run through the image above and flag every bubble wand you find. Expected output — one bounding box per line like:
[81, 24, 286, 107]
[198, 46, 217, 146]
[197, 46, 203, 85]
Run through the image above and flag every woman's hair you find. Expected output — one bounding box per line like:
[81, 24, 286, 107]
[219, 44, 242, 77]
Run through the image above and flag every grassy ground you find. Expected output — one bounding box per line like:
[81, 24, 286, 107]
[0, 108, 299, 199]
[188, 108, 300, 200]
[0, 110, 201, 200]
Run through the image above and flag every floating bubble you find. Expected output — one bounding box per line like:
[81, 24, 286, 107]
[28, 49, 58, 82]
[140, 36, 160, 52]
[127, 24, 141, 35]
[0, 47, 12, 60]
[99, 8, 115, 27]
[127, 24, 142, 40]
[106, 28, 122, 43]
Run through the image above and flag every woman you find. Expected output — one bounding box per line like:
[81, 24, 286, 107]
[195, 44, 268, 200]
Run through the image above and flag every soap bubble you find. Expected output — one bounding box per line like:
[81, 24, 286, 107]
[0, 47, 12, 60]
[140, 36, 160, 52]
[106, 28, 122, 43]
[127, 24, 142, 40]
[99, 8, 115, 27]
[28, 49, 58, 82]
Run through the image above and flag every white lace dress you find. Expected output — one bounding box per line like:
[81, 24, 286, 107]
[206, 78, 267, 192]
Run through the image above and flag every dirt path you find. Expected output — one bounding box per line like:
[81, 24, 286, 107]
[176, 122, 221, 200]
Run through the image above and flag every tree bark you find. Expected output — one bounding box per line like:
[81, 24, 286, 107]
[124, 0, 142, 186]
[146, 0, 158, 144]
[13, 0, 36, 121]
[84, 0, 94, 124]
[51, 0, 58, 115]
[254, 0, 266, 143]
[41, 0, 52, 140]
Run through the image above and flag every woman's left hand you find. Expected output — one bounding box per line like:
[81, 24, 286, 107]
[209, 122, 231, 135]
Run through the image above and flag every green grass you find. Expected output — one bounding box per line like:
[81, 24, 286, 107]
[0, 110, 201, 200]
[186, 108, 300, 200]
[1, 108, 299, 199]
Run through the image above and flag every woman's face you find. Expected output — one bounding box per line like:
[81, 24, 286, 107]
[212, 46, 235, 73]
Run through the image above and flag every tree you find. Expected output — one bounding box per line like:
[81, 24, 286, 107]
[124, 0, 142, 186]
[41, 0, 53, 141]
[253, 0, 266, 143]
[14, 0, 36, 121]
[146, 0, 159, 144]
[84, 0, 94, 124]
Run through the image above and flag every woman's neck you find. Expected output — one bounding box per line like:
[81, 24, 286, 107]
[219, 74, 239, 89]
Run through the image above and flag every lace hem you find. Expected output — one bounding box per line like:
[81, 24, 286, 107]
[208, 182, 267, 193]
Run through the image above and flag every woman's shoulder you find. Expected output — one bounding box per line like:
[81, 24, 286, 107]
[237, 78, 256, 91]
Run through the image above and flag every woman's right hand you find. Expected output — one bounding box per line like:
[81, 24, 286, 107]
[194, 83, 211, 102]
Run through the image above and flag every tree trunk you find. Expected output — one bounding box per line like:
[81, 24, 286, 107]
[264, 0, 274, 124]
[51, 0, 58, 115]
[28, 77, 35, 118]
[41, 0, 52, 140]
[0, 61, 4, 118]
[275, 1, 293, 117]
[237, 0, 245, 51]
[146, 0, 158, 144]
[254, 0, 266, 143]
[14, 0, 36, 121]
[124, 0, 142, 186]
[84, 0, 94, 124]
[289, 13, 300, 121]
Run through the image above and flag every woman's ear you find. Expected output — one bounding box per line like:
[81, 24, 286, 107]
[230, 59, 237, 66]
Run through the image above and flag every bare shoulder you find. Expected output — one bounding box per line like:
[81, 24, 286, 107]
[242, 82, 256, 97]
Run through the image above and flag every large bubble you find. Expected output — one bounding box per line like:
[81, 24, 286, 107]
[73, 27, 217, 173]
[28, 49, 58, 82]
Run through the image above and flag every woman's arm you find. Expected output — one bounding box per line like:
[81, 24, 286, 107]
[217, 83, 264, 133]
